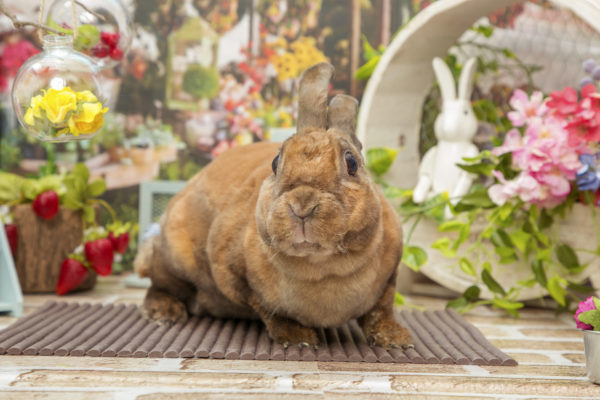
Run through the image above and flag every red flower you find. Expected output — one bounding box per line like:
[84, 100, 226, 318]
[546, 86, 579, 116]
[0, 39, 39, 77]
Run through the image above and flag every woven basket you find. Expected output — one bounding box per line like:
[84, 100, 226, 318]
[357, 0, 600, 299]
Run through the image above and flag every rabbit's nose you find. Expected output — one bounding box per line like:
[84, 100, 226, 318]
[289, 204, 317, 220]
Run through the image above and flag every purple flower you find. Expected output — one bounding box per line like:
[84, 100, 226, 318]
[576, 153, 600, 191]
[575, 296, 597, 330]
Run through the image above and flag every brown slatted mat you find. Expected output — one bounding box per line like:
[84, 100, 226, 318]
[0, 302, 516, 365]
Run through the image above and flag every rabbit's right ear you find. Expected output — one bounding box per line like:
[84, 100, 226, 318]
[432, 57, 456, 102]
[297, 62, 335, 135]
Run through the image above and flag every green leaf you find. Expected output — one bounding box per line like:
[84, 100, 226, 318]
[366, 148, 398, 176]
[482, 269, 506, 296]
[567, 282, 596, 295]
[438, 220, 465, 232]
[453, 224, 471, 250]
[447, 296, 468, 312]
[463, 285, 480, 301]
[471, 25, 494, 38]
[72, 163, 90, 184]
[482, 261, 492, 273]
[456, 162, 494, 176]
[62, 192, 84, 210]
[547, 277, 566, 307]
[402, 246, 428, 271]
[578, 310, 600, 331]
[87, 179, 106, 198]
[361, 34, 380, 61]
[531, 259, 547, 287]
[498, 203, 514, 221]
[556, 244, 580, 271]
[459, 257, 476, 277]
[355, 56, 381, 80]
[492, 298, 524, 310]
[510, 230, 530, 254]
[384, 187, 412, 200]
[495, 246, 515, 258]
[593, 297, 600, 310]
[491, 229, 513, 248]
[539, 209, 553, 230]
[394, 292, 405, 306]
[454, 189, 495, 212]
[82, 205, 95, 224]
[502, 48, 517, 59]
[431, 237, 457, 258]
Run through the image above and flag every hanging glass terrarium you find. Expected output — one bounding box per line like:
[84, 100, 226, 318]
[12, 35, 107, 142]
[45, 0, 133, 69]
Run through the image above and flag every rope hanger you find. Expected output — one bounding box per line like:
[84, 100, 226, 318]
[38, 0, 78, 41]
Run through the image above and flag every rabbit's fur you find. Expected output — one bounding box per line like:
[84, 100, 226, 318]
[135, 62, 412, 349]
[413, 57, 479, 211]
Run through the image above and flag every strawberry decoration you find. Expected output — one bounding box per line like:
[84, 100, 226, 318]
[109, 46, 123, 61]
[32, 190, 59, 220]
[108, 231, 130, 254]
[93, 31, 122, 60]
[56, 258, 89, 295]
[100, 32, 119, 48]
[91, 43, 110, 58]
[84, 238, 114, 276]
[4, 224, 18, 257]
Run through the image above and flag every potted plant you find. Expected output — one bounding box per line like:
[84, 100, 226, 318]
[369, 64, 600, 316]
[0, 163, 131, 294]
[575, 296, 600, 384]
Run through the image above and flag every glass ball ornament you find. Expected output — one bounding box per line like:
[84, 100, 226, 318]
[46, 0, 133, 69]
[11, 35, 108, 142]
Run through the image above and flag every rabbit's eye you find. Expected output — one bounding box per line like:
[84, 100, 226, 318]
[345, 152, 358, 176]
[272, 154, 280, 175]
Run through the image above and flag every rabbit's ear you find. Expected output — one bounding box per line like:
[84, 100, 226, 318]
[432, 57, 456, 102]
[327, 94, 361, 149]
[458, 58, 477, 101]
[297, 62, 335, 135]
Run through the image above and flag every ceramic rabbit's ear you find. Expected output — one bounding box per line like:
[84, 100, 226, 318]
[297, 62, 335, 135]
[458, 58, 477, 101]
[432, 57, 456, 102]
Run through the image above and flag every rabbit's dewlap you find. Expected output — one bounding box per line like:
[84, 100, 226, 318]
[135, 62, 413, 349]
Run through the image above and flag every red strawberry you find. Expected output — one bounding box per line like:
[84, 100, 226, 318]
[4, 224, 17, 257]
[109, 46, 123, 61]
[108, 231, 130, 254]
[84, 238, 114, 276]
[56, 258, 89, 295]
[32, 190, 59, 220]
[100, 31, 120, 48]
[91, 43, 110, 58]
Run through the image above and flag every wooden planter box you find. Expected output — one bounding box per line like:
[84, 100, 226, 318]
[11, 205, 96, 293]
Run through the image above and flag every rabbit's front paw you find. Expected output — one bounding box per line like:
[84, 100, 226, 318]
[142, 288, 188, 325]
[265, 316, 319, 348]
[364, 316, 413, 349]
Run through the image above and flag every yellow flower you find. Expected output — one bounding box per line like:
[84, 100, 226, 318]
[76, 90, 98, 102]
[273, 52, 298, 82]
[23, 95, 44, 126]
[40, 87, 78, 124]
[67, 102, 108, 136]
[291, 37, 326, 72]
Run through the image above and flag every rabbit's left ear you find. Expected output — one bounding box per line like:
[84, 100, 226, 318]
[327, 94, 360, 149]
[458, 58, 477, 101]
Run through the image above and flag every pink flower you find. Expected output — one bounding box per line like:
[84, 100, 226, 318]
[0, 39, 39, 77]
[546, 86, 579, 117]
[507, 89, 547, 127]
[488, 171, 543, 206]
[575, 296, 596, 330]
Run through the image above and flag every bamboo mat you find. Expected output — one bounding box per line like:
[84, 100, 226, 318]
[0, 301, 516, 365]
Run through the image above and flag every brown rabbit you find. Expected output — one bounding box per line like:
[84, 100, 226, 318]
[134, 62, 412, 349]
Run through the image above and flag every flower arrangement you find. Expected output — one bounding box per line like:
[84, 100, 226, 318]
[0, 163, 132, 295]
[373, 59, 600, 316]
[23, 87, 108, 139]
[0, 34, 39, 92]
[575, 296, 600, 330]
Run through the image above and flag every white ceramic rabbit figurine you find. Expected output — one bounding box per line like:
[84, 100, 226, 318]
[412, 57, 479, 219]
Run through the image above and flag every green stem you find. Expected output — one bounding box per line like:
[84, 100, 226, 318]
[92, 198, 117, 223]
[404, 213, 422, 246]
